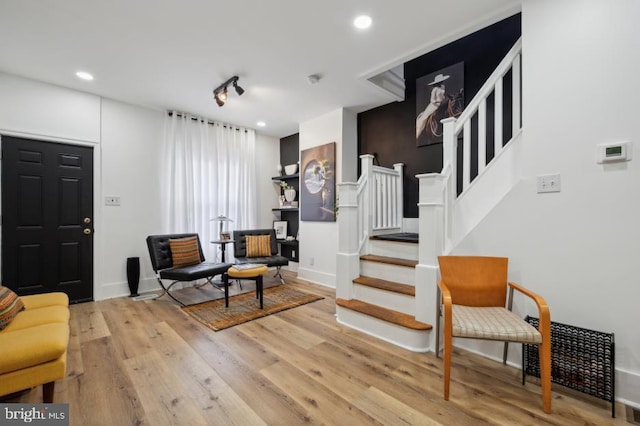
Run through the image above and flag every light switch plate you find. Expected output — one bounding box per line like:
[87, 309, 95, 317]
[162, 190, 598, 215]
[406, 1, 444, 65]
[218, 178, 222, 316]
[537, 174, 561, 193]
[105, 196, 121, 206]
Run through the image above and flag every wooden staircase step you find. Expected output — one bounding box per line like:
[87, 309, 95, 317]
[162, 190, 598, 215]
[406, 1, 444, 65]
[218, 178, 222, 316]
[360, 254, 418, 268]
[336, 298, 431, 331]
[370, 233, 419, 243]
[353, 276, 415, 296]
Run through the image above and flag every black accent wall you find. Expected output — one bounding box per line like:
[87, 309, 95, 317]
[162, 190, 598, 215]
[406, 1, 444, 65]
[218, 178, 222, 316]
[280, 133, 299, 167]
[358, 14, 521, 217]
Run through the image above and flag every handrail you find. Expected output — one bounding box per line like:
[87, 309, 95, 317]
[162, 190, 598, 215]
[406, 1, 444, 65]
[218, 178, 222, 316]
[454, 38, 522, 132]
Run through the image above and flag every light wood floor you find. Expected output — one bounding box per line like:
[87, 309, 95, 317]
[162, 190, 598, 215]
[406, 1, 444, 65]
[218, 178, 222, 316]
[6, 270, 630, 425]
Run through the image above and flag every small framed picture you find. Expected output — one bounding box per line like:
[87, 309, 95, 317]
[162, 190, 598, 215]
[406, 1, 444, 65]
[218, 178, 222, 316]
[220, 231, 231, 241]
[273, 220, 288, 240]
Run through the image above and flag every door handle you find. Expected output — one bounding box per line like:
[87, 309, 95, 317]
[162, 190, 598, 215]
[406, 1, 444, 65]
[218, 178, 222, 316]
[83, 228, 92, 235]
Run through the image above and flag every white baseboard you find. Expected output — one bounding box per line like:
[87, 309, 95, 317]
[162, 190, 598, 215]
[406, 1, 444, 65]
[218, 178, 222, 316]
[297, 267, 335, 288]
[96, 277, 160, 301]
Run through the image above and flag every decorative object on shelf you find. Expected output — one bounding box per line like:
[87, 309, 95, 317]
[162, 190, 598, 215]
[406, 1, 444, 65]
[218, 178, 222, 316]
[300, 142, 336, 222]
[284, 163, 298, 175]
[211, 215, 233, 240]
[280, 181, 296, 202]
[277, 164, 283, 175]
[273, 220, 288, 239]
[284, 188, 296, 202]
[279, 195, 285, 207]
[126, 257, 140, 297]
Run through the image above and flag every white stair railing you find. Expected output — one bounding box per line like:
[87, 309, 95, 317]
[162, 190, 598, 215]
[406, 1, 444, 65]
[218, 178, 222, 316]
[444, 38, 522, 196]
[357, 154, 403, 252]
[337, 155, 403, 297]
[440, 37, 522, 252]
[417, 38, 523, 351]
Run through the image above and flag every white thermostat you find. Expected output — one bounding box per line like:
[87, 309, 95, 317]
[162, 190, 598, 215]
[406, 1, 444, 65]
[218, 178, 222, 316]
[597, 141, 631, 163]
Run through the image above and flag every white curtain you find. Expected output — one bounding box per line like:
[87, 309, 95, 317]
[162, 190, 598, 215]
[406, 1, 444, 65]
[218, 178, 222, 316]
[162, 112, 257, 261]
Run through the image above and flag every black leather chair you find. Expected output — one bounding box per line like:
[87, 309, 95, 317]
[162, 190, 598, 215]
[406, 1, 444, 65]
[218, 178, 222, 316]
[146, 233, 232, 305]
[233, 229, 289, 284]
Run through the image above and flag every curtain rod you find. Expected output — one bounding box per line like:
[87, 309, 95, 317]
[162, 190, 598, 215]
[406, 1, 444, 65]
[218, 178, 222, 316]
[167, 111, 247, 133]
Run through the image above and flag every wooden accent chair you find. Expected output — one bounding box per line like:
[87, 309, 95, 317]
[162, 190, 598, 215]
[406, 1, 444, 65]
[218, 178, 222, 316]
[436, 256, 552, 413]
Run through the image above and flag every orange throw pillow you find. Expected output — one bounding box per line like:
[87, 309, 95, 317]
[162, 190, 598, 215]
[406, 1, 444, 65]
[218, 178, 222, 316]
[169, 236, 202, 268]
[246, 235, 272, 257]
[0, 286, 25, 331]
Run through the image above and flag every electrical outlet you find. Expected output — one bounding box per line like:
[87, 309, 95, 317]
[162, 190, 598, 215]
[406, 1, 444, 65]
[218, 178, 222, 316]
[105, 196, 121, 206]
[537, 174, 561, 193]
[309, 257, 315, 266]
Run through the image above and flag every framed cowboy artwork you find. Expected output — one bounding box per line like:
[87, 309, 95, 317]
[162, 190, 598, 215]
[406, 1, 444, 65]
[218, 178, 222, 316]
[415, 62, 464, 147]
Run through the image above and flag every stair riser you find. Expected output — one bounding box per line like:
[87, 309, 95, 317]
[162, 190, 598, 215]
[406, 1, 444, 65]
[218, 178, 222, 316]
[368, 239, 418, 260]
[352, 284, 415, 315]
[360, 262, 415, 286]
[336, 306, 429, 352]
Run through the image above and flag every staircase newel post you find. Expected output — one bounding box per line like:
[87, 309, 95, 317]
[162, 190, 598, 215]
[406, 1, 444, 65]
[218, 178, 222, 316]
[336, 182, 359, 300]
[393, 163, 404, 231]
[415, 172, 447, 353]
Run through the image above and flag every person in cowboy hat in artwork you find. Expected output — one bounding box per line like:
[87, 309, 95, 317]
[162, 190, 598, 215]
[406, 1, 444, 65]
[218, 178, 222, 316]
[416, 73, 450, 139]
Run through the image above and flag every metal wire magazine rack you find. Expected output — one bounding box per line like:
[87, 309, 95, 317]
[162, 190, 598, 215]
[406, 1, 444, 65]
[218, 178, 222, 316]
[523, 316, 615, 417]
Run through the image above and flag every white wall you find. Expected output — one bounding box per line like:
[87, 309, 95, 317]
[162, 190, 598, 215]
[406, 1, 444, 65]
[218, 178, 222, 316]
[0, 73, 100, 143]
[98, 98, 164, 299]
[255, 133, 281, 228]
[298, 108, 357, 287]
[453, 0, 640, 406]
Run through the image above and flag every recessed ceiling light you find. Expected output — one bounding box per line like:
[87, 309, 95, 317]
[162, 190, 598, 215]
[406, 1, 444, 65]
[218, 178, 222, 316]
[75, 71, 94, 81]
[256, 121, 266, 127]
[353, 15, 372, 30]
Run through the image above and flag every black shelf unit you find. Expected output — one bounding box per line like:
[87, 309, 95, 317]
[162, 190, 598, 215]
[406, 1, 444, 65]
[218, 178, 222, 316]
[273, 133, 300, 263]
[272, 173, 299, 262]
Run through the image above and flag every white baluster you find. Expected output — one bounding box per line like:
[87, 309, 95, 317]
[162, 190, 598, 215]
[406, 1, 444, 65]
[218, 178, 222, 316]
[494, 77, 503, 156]
[478, 98, 487, 174]
[512, 53, 521, 135]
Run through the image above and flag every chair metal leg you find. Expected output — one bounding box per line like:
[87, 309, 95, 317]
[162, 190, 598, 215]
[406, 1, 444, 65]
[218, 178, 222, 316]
[154, 277, 186, 306]
[503, 285, 515, 364]
[274, 266, 285, 284]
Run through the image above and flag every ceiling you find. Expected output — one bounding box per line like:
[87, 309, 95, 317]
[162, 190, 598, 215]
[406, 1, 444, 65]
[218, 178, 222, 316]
[0, 1, 520, 138]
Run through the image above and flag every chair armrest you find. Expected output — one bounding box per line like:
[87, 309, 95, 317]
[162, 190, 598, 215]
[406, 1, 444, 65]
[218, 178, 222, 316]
[438, 280, 453, 306]
[438, 280, 454, 333]
[508, 281, 551, 337]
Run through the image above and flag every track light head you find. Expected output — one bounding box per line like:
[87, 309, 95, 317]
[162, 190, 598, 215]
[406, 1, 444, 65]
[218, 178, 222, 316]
[233, 79, 244, 96]
[213, 87, 226, 107]
[213, 75, 243, 107]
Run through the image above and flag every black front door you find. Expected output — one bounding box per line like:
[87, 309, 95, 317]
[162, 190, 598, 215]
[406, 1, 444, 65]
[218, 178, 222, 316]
[2, 135, 94, 303]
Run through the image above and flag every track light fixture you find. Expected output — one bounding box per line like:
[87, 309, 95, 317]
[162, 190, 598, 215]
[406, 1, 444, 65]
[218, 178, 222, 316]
[213, 76, 244, 107]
